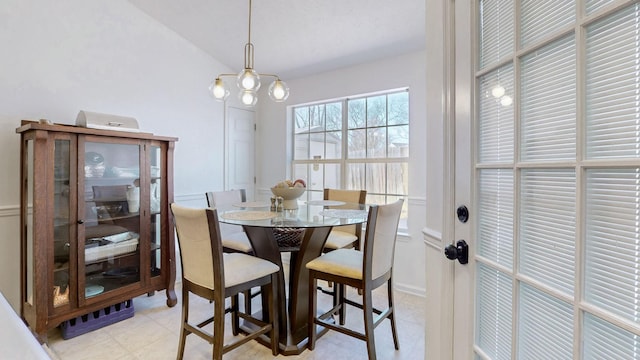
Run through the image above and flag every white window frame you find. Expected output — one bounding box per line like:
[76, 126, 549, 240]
[291, 89, 410, 229]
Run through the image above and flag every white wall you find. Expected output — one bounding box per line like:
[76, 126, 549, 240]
[0, 0, 230, 309]
[256, 51, 428, 295]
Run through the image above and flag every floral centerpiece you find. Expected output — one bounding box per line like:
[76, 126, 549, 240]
[271, 179, 306, 209]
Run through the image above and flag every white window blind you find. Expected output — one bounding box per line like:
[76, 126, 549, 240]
[478, 66, 514, 163]
[478, 169, 514, 268]
[585, 169, 640, 322]
[586, 4, 640, 159]
[476, 264, 513, 360]
[586, 0, 616, 15]
[520, 0, 574, 47]
[518, 283, 574, 359]
[479, 0, 514, 69]
[520, 35, 576, 162]
[583, 313, 640, 359]
[520, 169, 576, 296]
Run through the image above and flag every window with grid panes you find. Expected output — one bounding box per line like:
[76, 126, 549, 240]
[292, 90, 409, 228]
[475, 0, 640, 358]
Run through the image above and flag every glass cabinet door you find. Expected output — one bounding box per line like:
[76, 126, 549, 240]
[81, 141, 141, 300]
[52, 139, 72, 309]
[149, 145, 162, 279]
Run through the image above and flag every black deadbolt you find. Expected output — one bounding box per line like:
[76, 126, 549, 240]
[457, 205, 469, 223]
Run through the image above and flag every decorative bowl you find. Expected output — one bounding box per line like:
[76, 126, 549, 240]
[271, 187, 306, 209]
[91, 204, 123, 218]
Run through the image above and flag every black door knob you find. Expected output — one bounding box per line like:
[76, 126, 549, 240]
[444, 239, 469, 265]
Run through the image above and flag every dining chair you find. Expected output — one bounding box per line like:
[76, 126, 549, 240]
[319, 189, 367, 301]
[206, 189, 260, 315]
[170, 204, 279, 359]
[205, 189, 253, 253]
[306, 199, 403, 360]
[322, 188, 367, 252]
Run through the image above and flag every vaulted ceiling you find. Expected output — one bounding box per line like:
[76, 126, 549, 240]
[127, 0, 426, 80]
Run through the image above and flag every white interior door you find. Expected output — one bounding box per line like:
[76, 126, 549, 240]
[226, 106, 255, 199]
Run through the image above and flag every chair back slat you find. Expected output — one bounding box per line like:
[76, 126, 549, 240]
[324, 188, 367, 235]
[171, 204, 224, 290]
[206, 189, 246, 209]
[364, 199, 404, 280]
[206, 189, 248, 237]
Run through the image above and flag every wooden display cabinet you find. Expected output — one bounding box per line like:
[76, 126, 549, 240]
[16, 120, 178, 342]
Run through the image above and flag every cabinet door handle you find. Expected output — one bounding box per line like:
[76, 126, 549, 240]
[77, 219, 84, 224]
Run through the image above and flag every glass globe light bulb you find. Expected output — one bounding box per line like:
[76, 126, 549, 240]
[268, 80, 290, 102]
[237, 69, 261, 91]
[209, 78, 230, 101]
[239, 90, 258, 107]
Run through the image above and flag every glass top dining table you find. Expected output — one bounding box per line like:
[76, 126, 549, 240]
[217, 200, 368, 228]
[217, 200, 368, 355]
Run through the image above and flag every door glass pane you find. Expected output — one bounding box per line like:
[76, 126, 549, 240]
[478, 169, 514, 268]
[53, 140, 71, 308]
[586, 0, 615, 14]
[83, 142, 141, 298]
[476, 264, 513, 360]
[585, 168, 640, 322]
[478, 0, 514, 69]
[478, 65, 514, 163]
[150, 146, 162, 278]
[583, 313, 640, 359]
[518, 283, 573, 359]
[586, 4, 640, 159]
[519, 169, 576, 296]
[520, 35, 576, 162]
[520, 0, 574, 47]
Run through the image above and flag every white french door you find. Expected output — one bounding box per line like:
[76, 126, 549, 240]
[448, 0, 640, 359]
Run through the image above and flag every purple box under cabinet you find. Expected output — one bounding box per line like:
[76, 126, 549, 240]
[60, 299, 134, 339]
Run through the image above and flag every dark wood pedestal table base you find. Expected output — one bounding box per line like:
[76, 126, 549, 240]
[218, 202, 367, 355]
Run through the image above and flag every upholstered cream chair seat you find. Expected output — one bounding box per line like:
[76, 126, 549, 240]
[171, 204, 280, 359]
[307, 199, 403, 360]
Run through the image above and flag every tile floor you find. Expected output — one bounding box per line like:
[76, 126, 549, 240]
[46, 283, 425, 360]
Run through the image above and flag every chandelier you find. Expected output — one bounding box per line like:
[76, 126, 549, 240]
[209, 0, 289, 107]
